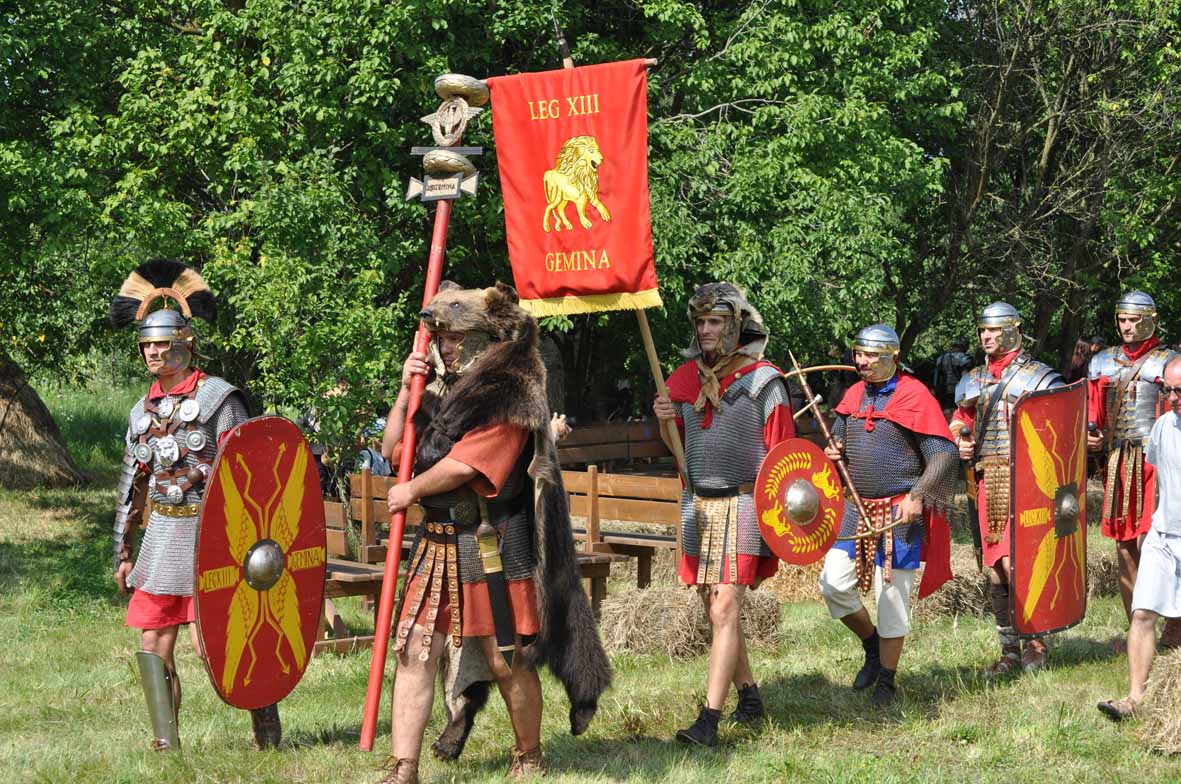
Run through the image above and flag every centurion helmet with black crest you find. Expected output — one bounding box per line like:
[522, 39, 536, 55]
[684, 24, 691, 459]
[110, 259, 217, 373]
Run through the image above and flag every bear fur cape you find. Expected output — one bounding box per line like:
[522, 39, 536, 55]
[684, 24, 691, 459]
[409, 282, 611, 742]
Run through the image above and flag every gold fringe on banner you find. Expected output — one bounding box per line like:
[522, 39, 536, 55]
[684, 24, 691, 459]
[519, 288, 664, 317]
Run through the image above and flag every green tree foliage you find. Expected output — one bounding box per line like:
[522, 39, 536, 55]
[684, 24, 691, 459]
[2, 0, 1179, 443]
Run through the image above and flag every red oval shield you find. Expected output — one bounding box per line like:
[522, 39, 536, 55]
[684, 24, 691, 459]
[755, 437, 844, 565]
[1009, 380, 1088, 636]
[194, 416, 326, 710]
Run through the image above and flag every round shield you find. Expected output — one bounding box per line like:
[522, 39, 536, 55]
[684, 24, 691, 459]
[194, 416, 326, 710]
[755, 437, 844, 565]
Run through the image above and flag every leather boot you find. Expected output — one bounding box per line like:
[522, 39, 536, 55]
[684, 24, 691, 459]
[376, 757, 419, 784]
[985, 626, 1022, 677]
[853, 630, 881, 690]
[250, 703, 282, 750]
[675, 705, 720, 747]
[731, 683, 765, 723]
[508, 745, 546, 777]
[871, 667, 897, 707]
[1021, 638, 1048, 673]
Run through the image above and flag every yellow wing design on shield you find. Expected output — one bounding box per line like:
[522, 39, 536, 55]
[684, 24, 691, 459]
[222, 580, 261, 693]
[271, 443, 307, 551]
[270, 571, 307, 672]
[219, 458, 259, 564]
[1018, 412, 1060, 500]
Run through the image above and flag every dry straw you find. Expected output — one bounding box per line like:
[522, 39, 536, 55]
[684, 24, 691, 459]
[1139, 647, 1181, 754]
[599, 586, 782, 658]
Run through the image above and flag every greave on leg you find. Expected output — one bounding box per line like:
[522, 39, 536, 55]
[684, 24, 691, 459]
[136, 651, 180, 751]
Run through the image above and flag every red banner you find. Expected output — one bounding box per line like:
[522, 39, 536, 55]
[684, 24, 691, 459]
[487, 59, 661, 316]
[1009, 380, 1088, 636]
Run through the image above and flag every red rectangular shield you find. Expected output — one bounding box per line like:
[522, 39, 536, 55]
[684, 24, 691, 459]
[486, 60, 661, 316]
[1008, 380, 1088, 636]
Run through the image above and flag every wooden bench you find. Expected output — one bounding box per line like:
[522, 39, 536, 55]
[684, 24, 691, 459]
[557, 420, 671, 468]
[563, 466, 682, 588]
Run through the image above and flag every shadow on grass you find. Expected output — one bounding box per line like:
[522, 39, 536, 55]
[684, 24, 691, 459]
[285, 719, 391, 749]
[0, 488, 123, 607]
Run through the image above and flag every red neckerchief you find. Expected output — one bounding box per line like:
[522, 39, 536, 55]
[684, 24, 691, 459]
[666, 359, 779, 428]
[1121, 335, 1160, 362]
[987, 350, 1020, 379]
[148, 369, 204, 400]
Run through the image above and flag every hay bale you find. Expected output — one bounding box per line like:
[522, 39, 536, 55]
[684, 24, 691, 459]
[763, 560, 823, 604]
[1139, 647, 1181, 753]
[914, 543, 989, 620]
[599, 586, 781, 658]
[1087, 545, 1120, 598]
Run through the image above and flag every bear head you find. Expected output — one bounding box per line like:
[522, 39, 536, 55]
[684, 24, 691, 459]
[420, 280, 531, 342]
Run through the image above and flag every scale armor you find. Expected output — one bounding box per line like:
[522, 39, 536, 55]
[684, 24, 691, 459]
[1089, 345, 1178, 449]
[117, 377, 247, 595]
[955, 353, 1064, 459]
[832, 391, 959, 545]
[677, 366, 787, 564]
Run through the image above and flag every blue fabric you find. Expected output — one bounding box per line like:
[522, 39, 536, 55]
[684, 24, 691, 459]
[831, 530, 921, 569]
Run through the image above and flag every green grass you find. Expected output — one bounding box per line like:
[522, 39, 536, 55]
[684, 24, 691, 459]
[2, 384, 1180, 782]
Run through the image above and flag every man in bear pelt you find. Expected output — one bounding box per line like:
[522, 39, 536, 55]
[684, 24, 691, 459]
[377, 281, 610, 783]
[653, 282, 795, 746]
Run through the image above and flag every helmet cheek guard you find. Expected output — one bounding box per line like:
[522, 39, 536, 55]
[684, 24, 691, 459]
[977, 302, 1023, 354]
[1115, 291, 1158, 343]
[852, 324, 901, 383]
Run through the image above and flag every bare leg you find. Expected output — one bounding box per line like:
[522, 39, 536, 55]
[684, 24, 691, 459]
[390, 624, 447, 761]
[142, 625, 180, 670]
[1116, 539, 1141, 621]
[839, 607, 876, 640]
[1128, 609, 1159, 702]
[703, 584, 745, 710]
[477, 635, 542, 752]
[879, 636, 905, 671]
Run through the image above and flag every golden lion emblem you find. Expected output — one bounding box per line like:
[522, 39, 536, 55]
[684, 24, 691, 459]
[542, 135, 612, 232]
[812, 464, 840, 501]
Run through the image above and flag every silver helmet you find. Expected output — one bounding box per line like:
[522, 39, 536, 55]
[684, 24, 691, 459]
[110, 259, 216, 377]
[1115, 290, 1157, 342]
[977, 301, 1023, 354]
[851, 324, 900, 383]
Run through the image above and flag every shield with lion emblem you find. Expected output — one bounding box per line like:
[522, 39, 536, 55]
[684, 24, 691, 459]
[194, 416, 325, 710]
[755, 437, 844, 565]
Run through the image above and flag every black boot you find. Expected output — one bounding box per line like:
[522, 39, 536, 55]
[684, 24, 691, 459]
[853, 630, 881, 690]
[871, 667, 896, 707]
[731, 683, 765, 724]
[251, 703, 282, 750]
[675, 706, 720, 747]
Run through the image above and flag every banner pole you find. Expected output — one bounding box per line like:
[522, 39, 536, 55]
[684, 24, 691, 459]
[359, 200, 452, 751]
[551, 24, 689, 491]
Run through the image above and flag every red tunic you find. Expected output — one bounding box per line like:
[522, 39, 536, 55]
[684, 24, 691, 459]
[1087, 337, 1161, 541]
[399, 423, 540, 637]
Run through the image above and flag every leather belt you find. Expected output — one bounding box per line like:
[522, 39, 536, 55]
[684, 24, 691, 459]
[152, 503, 200, 518]
[694, 483, 754, 499]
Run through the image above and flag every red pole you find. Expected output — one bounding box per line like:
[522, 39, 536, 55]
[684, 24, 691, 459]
[359, 198, 452, 751]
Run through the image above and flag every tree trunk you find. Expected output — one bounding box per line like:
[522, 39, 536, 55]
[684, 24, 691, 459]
[0, 355, 86, 489]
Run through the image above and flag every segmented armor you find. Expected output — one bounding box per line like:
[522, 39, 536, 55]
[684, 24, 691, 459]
[114, 376, 247, 595]
[1089, 346, 1177, 449]
[677, 365, 787, 581]
[954, 352, 1064, 459]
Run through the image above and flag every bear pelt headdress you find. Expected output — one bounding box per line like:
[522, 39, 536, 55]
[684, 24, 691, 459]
[411, 281, 611, 745]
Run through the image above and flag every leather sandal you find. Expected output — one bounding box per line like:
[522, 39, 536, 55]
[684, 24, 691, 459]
[1097, 697, 1139, 722]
